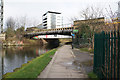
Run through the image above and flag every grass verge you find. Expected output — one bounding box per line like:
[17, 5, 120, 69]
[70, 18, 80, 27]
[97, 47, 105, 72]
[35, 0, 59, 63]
[3, 49, 57, 78]
[88, 72, 99, 80]
[80, 48, 94, 53]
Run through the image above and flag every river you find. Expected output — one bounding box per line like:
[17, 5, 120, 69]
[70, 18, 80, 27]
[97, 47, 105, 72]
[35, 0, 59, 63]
[0, 43, 59, 79]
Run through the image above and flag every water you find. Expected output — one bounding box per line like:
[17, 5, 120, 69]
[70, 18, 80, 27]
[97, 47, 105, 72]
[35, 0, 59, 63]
[0, 44, 58, 79]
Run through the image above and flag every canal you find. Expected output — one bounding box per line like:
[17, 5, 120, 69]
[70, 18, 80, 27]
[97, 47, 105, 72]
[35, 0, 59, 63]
[0, 43, 59, 79]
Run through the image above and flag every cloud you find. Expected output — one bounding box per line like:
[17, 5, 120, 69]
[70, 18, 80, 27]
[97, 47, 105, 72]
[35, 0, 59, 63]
[5, 0, 106, 3]
[3, 0, 119, 27]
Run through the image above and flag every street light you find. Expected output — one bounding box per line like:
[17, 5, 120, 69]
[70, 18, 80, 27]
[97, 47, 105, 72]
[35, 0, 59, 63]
[0, 0, 3, 33]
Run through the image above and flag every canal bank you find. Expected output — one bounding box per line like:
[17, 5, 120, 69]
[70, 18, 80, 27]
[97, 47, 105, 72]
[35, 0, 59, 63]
[0, 42, 59, 79]
[3, 49, 57, 78]
[1, 44, 92, 79]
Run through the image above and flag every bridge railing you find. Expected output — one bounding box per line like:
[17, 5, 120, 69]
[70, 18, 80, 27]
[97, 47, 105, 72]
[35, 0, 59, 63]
[32, 26, 74, 33]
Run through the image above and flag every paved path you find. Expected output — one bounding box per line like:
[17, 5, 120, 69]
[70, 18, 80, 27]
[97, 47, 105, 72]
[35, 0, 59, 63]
[38, 45, 87, 78]
[72, 49, 93, 73]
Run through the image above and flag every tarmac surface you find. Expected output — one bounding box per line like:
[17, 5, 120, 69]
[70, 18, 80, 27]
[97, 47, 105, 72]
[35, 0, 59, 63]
[72, 48, 93, 73]
[38, 45, 88, 78]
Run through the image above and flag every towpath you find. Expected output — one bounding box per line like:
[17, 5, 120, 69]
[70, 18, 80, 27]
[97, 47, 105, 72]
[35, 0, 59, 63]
[38, 45, 88, 78]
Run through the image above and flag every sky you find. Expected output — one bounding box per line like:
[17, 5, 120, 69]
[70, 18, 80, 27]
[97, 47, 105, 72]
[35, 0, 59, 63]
[3, 0, 120, 28]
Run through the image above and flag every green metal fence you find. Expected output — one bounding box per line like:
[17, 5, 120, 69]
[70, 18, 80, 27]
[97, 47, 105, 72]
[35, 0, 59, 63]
[94, 31, 120, 79]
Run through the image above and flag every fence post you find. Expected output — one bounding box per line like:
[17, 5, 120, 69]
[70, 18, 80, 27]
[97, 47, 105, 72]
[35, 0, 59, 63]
[102, 31, 105, 78]
[93, 31, 105, 79]
[93, 33, 97, 73]
[114, 31, 116, 78]
[105, 32, 107, 78]
[111, 31, 113, 78]
[117, 31, 120, 79]
[108, 32, 110, 78]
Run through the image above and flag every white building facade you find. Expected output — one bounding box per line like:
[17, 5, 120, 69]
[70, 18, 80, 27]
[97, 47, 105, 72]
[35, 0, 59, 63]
[42, 11, 62, 29]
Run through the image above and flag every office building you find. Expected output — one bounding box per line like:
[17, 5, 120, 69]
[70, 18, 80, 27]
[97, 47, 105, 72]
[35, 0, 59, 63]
[42, 11, 62, 29]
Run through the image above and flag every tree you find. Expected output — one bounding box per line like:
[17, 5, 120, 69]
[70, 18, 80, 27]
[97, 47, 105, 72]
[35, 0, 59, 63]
[6, 17, 16, 30]
[69, 16, 79, 24]
[77, 24, 91, 38]
[73, 23, 92, 46]
[5, 17, 16, 38]
[15, 16, 27, 29]
[15, 16, 40, 29]
[80, 6, 104, 20]
[105, 5, 118, 22]
[105, 5, 118, 31]
[80, 6, 104, 48]
[71, 6, 104, 48]
[16, 27, 25, 40]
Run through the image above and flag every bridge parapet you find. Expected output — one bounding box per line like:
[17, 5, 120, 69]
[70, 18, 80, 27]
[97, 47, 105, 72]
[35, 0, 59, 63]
[32, 26, 74, 33]
[24, 27, 74, 38]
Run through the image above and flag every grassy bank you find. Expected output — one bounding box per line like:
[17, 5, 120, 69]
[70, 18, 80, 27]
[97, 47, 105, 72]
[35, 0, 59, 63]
[80, 48, 94, 53]
[88, 72, 99, 80]
[59, 39, 72, 43]
[4, 49, 57, 78]
[3, 38, 43, 46]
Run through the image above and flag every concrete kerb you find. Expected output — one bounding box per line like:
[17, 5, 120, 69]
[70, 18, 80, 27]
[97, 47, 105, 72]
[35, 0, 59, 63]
[38, 49, 58, 78]
[46, 50, 58, 78]
[70, 49, 76, 58]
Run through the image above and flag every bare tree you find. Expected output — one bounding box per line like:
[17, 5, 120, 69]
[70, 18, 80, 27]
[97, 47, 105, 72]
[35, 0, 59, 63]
[15, 16, 40, 29]
[6, 17, 16, 30]
[68, 16, 80, 26]
[69, 16, 79, 21]
[73, 6, 105, 49]
[80, 6, 104, 20]
[5, 17, 16, 38]
[105, 5, 118, 22]
[105, 5, 118, 31]
[5, 15, 40, 40]
[15, 16, 27, 29]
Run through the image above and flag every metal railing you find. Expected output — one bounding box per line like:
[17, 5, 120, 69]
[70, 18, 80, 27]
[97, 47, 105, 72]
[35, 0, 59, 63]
[94, 31, 120, 79]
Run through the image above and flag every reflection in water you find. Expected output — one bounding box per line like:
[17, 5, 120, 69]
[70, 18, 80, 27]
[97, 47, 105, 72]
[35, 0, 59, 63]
[0, 43, 59, 79]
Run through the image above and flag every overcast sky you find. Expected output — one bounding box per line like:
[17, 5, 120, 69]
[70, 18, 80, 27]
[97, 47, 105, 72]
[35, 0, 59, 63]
[3, 0, 120, 28]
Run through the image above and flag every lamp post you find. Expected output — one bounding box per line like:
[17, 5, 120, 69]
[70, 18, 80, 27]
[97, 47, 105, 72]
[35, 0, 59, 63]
[71, 32, 75, 49]
[71, 32, 73, 49]
[0, 0, 3, 33]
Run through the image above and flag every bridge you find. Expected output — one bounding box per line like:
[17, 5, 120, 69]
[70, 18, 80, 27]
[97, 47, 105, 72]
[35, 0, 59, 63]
[24, 26, 75, 39]
[24, 17, 105, 39]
